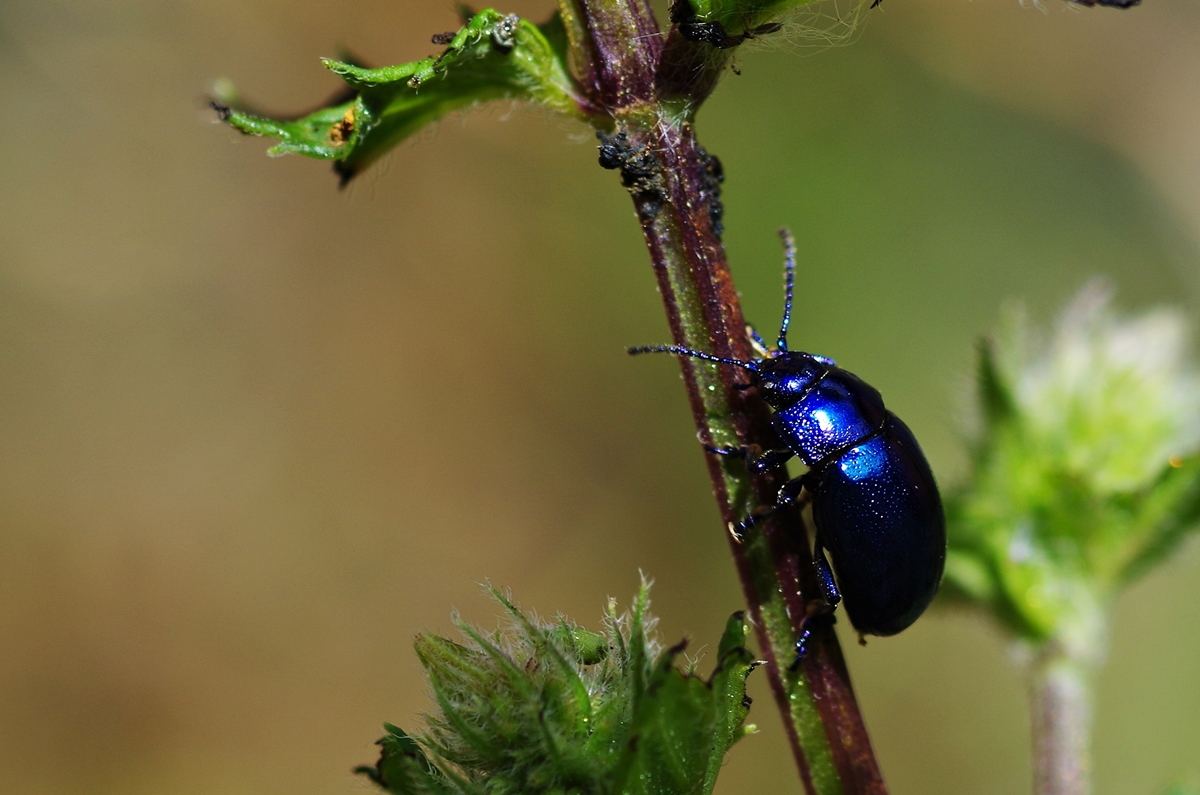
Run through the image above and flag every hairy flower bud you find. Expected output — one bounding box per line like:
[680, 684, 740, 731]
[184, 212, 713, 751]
[354, 584, 758, 795]
[945, 282, 1200, 654]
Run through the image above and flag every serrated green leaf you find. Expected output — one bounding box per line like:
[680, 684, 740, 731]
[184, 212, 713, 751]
[976, 338, 1017, 432]
[214, 101, 355, 160]
[1119, 455, 1200, 584]
[703, 612, 756, 795]
[355, 724, 457, 795]
[613, 641, 716, 795]
[358, 590, 756, 795]
[216, 9, 586, 185]
[611, 612, 755, 795]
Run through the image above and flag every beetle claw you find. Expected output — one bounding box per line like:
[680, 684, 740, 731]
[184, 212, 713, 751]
[788, 607, 836, 670]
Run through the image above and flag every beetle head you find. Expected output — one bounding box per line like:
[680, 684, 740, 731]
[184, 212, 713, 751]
[756, 352, 830, 409]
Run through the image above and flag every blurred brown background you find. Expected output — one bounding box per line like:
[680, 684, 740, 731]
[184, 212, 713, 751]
[1, 1, 1198, 793]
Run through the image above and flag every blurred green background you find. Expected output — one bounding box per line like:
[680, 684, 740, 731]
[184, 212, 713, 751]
[1, 1, 1198, 794]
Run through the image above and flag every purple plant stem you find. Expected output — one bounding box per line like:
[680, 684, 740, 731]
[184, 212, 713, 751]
[561, 0, 891, 791]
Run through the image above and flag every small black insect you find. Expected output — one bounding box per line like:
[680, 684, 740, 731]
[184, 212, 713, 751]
[630, 230, 945, 663]
[697, 145, 725, 239]
[669, 0, 783, 48]
[596, 130, 666, 222]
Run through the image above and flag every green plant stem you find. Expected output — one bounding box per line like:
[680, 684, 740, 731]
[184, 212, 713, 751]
[624, 109, 885, 795]
[1030, 648, 1098, 795]
[563, 0, 889, 790]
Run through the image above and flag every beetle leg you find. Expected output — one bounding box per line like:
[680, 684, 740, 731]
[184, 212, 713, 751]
[788, 537, 843, 670]
[728, 505, 777, 542]
[699, 433, 750, 458]
[774, 477, 808, 509]
[748, 448, 794, 474]
[812, 536, 842, 609]
[702, 443, 746, 458]
[789, 604, 836, 670]
[790, 620, 815, 670]
[701, 440, 793, 474]
[728, 473, 807, 541]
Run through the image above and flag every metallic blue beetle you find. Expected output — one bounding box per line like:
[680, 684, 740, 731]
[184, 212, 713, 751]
[630, 231, 945, 653]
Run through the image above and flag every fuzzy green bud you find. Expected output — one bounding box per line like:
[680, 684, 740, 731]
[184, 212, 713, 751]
[355, 584, 758, 795]
[945, 282, 1200, 657]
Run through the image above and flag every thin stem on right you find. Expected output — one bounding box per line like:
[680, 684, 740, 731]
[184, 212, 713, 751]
[1030, 647, 1098, 795]
[947, 286, 1200, 795]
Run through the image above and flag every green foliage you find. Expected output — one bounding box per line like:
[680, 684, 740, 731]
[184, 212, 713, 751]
[1160, 778, 1200, 795]
[214, 8, 585, 184]
[945, 282, 1200, 654]
[354, 585, 759, 795]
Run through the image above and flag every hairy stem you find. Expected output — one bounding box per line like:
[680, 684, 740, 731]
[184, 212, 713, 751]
[565, 0, 889, 791]
[1031, 650, 1096, 795]
[626, 110, 886, 795]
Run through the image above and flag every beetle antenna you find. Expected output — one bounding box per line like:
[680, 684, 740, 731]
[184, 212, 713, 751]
[777, 227, 796, 353]
[627, 345, 758, 371]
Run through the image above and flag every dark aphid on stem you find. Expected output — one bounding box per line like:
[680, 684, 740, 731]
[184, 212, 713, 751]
[596, 130, 665, 222]
[668, 0, 783, 49]
[697, 145, 725, 240]
[629, 230, 945, 664]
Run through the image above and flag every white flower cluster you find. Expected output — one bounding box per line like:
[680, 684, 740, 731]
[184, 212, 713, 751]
[1004, 281, 1200, 495]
